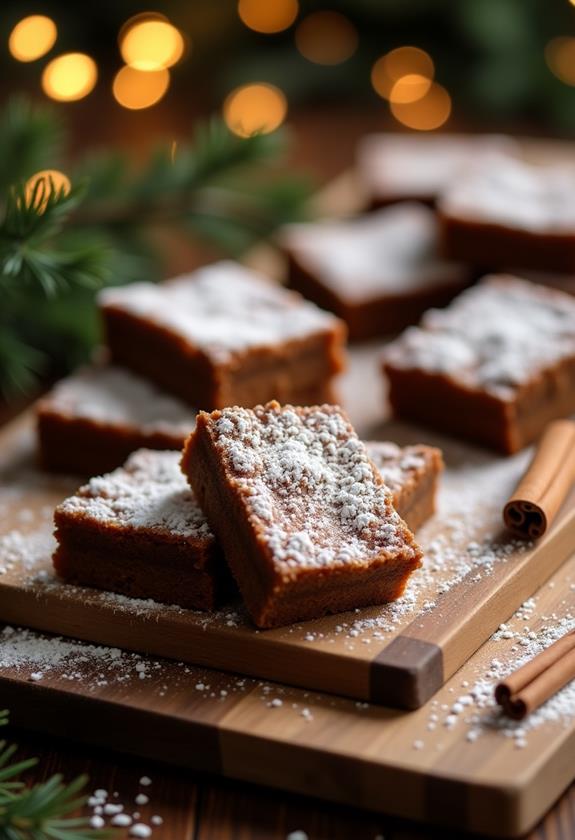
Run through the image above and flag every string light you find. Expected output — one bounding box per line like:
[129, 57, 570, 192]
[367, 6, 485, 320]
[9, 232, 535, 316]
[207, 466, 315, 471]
[238, 0, 298, 33]
[223, 83, 287, 137]
[41, 53, 97, 102]
[120, 13, 185, 71]
[112, 66, 170, 110]
[545, 37, 575, 85]
[390, 82, 452, 131]
[8, 15, 57, 62]
[389, 73, 432, 104]
[371, 46, 434, 100]
[295, 11, 358, 65]
[24, 169, 71, 212]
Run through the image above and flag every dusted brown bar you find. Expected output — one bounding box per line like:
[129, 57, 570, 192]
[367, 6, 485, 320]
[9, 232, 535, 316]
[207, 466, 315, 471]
[283, 204, 471, 341]
[182, 401, 422, 628]
[99, 261, 346, 410]
[382, 276, 575, 454]
[53, 449, 226, 610]
[365, 441, 443, 532]
[356, 134, 519, 209]
[37, 366, 197, 475]
[438, 156, 575, 273]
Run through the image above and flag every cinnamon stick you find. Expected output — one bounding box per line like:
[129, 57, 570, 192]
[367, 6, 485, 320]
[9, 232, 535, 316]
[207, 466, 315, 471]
[495, 629, 575, 720]
[503, 419, 575, 539]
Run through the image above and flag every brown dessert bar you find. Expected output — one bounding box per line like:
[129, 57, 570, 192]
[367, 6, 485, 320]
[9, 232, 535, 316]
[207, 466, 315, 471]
[365, 441, 443, 532]
[357, 134, 519, 209]
[37, 366, 197, 475]
[282, 204, 472, 341]
[99, 261, 346, 410]
[382, 276, 575, 454]
[438, 156, 575, 273]
[182, 401, 422, 628]
[53, 449, 226, 610]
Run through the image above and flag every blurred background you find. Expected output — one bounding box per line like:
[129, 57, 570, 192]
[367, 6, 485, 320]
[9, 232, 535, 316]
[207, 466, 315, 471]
[2, 0, 575, 401]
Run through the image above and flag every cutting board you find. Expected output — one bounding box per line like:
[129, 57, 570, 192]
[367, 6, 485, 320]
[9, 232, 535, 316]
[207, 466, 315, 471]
[0, 344, 574, 710]
[0, 545, 573, 839]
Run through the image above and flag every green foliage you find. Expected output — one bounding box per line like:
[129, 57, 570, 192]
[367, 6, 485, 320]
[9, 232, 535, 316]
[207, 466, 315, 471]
[0, 711, 109, 839]
[0, 100, 310, 398]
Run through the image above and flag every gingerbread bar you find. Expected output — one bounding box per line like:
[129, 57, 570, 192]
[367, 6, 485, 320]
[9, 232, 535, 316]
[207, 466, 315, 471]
[99, 261, 346, 410]
[366, 441, 443, 532]
[37, 366, 197, 475]
[182, 401, 422, 628]
[438, 156, 575, 273]
[382, 276, 575, 454]
[282, 204, 472, 341]
[357, 134, 519, 209]
[53, 449, 227, 610]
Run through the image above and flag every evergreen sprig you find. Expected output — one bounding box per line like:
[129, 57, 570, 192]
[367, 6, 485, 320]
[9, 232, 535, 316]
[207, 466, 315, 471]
[0, 100, 310, 398]
[0, 711, 110, 839]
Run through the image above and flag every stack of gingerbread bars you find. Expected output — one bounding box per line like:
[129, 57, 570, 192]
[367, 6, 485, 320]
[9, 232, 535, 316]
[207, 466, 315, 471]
[44, 132, 575, 629]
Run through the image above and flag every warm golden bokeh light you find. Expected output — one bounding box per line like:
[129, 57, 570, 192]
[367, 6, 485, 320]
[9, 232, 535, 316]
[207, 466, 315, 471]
[41, 53, 97, 101]
[238, 0, 299, 33]
[120, 15, 185, 70]
[223, 83, 287, 137]
[113, 66, 170, 110]
[545, 37, 575, 85]
[8, 15, 57, 62]
[295, 11, 358, 65]
[390, 81, 451, 131]
[389, 73, 432, 104]
[25, 169, 71, 212]
[371, 46, 434, 99]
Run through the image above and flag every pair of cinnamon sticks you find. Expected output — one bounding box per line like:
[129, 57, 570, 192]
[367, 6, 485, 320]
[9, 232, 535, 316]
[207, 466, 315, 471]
[495, 629, 575, 720]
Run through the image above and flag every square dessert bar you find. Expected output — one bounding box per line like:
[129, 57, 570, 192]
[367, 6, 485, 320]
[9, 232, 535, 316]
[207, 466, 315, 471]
[438, 156, 575, 273]
[182, 401, 422, 628]
[356, 134, 519, 209]
[382, 276, 575, 454]
[365, 441, 443, 533]
[53, 449, 227, 610]
[37, 366, 197, 475]
[99, 261, 346, 410]
[282, 204, 472, 341]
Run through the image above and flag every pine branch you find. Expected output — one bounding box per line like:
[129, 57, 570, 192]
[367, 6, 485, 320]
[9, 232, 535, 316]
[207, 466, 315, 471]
[0, 98, 64, 194]
[0, 712, 111, 839]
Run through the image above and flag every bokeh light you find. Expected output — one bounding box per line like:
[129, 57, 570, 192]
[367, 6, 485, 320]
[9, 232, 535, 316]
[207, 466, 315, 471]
[371, 46, 434, 99]
[390, 81, 451, 130]
[389, 73, 432, 104]
[545, 37, 575, 85]
[25, 169, 71, 212]
[8, 15, 57, 62]
[238, 0, 298, 34]
[295, 11, 358, 65]
[113, 66, 170, 110]
[120, 14, 185, 71]
[223, 83, 287, 137]
[41, 53, 98, 102]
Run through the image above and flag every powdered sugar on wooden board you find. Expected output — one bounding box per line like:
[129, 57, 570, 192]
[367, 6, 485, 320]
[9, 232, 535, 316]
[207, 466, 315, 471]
[209, 402, 419, 572]
[282, 204, 467, 299]
[99, 261, 341, 364]
[40, 366, 196, 436]
[56, 450, 212, 540]
[383, 275, 575, 398]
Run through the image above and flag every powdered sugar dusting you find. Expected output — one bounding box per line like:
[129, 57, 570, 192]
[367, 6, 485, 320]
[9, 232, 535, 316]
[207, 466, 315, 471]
[440, 153, 575, 231]
[39, 366, 196, 437]
[283, 204, 467, 300]
[56, 450, 212, 540]
[383, 275, 575, 398]
[99, 261, 340, 364]
[209, 403, 419, 572]
[365, 440, 436, 498]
